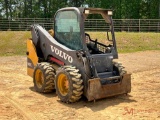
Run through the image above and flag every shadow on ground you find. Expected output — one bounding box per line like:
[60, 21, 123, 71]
[57, 94, 136, 112]
[29, 86, 57, 98]
[29, 86, 136, 112]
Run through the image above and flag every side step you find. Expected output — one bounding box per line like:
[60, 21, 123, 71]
[98, 72, 121, 84]
[102, 76, 120, 80]
[98, 72, 120, 80]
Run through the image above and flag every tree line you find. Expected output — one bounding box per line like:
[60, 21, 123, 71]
[0, 0, 160, 19]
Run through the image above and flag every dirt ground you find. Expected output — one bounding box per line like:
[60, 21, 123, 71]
[0, 51, 160, 120]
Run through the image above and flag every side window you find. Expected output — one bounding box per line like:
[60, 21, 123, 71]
[55, 10, 83, 50]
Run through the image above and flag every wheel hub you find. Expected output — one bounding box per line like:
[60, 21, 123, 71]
[35, 69, 44, 88]
[58, 73, 69, 96]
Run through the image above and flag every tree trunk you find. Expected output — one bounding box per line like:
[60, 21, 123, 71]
[24, 0, 27, 17]
[8, 0, 12, 19]
[4, 0, 9, 19]
[159, 0, 160, 18]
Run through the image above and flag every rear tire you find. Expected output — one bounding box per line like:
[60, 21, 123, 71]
[33, 62, 55, 93]
[113, 62, 126, 76]
[55, 66, 83, 103]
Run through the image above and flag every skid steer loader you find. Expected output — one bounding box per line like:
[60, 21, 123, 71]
[27, 7, 131, 103]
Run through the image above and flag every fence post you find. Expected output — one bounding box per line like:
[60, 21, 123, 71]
[139, 19, 140, 32]
[157, 20, 160, 32]
[158, 20, 160, 32]
[9, 18, 10, 30]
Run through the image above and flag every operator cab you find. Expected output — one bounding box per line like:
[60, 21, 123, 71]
[54, 7, 117, 58]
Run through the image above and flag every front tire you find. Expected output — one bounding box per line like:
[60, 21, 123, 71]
[55, 66, 83, 103]
[33, 62, 55, 93]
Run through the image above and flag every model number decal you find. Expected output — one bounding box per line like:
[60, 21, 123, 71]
[50, 45, 73, 63]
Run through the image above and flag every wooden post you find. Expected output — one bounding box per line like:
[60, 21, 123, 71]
[139, 19, 140, 32]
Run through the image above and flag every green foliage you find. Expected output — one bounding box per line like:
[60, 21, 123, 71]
[0, 0, 160, 19]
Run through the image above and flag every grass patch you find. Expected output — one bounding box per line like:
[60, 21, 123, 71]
[0, 31, 159, 56]
[0, 31, 31, 56]
[88, 32, 160, 53]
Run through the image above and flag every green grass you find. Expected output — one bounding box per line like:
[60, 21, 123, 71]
[0, 31, 31, 56]
[88, 32, 160, 53]
[0, 31, 160, 56]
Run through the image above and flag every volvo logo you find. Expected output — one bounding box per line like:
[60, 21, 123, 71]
[50, 45, 73, 63]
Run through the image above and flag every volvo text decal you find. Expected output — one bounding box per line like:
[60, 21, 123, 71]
[50, 45, 73, 63]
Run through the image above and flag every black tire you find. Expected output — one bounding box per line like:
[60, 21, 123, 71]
[113, 62, 126, 76]
[55, 66, 83, 103]
[33, 62, 55, 93]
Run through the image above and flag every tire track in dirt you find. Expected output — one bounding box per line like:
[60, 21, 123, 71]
[0, 93, 40, 120]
